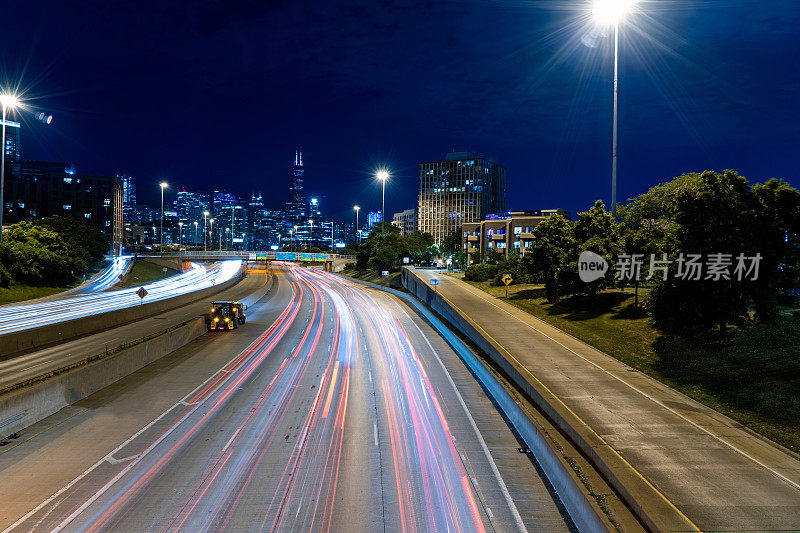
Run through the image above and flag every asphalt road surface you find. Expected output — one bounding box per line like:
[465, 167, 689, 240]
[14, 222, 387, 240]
[0, 266, 572, 532]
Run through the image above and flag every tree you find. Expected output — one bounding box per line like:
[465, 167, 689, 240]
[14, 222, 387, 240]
[637, 170, 800, 333]
[0, 222, 81, 285]
[528, 213, 575, 284]
[568, 200, 623, 297]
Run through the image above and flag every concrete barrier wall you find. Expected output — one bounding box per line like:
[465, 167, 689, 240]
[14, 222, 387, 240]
[401, 267, 691, 533]
[0, 268, 245, 359]
[340, 272, 609, 533]
[0, 317, 208, 440]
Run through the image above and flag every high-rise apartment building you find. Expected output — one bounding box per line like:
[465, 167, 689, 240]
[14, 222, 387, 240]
[392, 208, 417, 236]
[5, 161, 122, 251]
[286, 148, 305, 224]
[417, 151, 506, 246]
[212, 191, 248, 249]
[175, 189, 210, 245]
[119, 175, 137, 225]
[1, 117, 21, 166]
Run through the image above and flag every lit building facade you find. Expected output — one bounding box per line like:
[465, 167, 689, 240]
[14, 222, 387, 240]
[367, 210, 382, 228]
[461, 209, 571, 264]
[175, 189, 210, 245]
[5, 161, 122, 252]
[392, 208, 417, 236]
[212, 191, 248, 250]
[418, 151, 506, 247]
[286, 148, 306, 225]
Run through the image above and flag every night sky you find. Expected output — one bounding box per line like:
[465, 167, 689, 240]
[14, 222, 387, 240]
[3, 0, 798, 221]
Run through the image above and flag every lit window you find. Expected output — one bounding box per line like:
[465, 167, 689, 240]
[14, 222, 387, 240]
[104, 199, 111, 206]
[84, 213, 91, 219]
[63, 177, 72, 184]
[63, 204, 72, 210]
[514, 227, 521, 235]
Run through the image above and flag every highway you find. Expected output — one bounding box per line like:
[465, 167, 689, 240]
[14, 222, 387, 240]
[74, 256, 134, 294]
[0, 260, 242, 334]
[0, 266, 572, 532]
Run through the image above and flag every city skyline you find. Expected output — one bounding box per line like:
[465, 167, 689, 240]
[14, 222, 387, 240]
[2, 1, 797, 220]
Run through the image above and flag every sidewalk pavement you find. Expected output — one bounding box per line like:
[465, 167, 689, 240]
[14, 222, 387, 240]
[409, 268, 800, 532]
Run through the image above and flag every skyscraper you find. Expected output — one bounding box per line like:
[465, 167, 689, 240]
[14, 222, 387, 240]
[418, 151, 506, 246]
[286, 147, 305, 224]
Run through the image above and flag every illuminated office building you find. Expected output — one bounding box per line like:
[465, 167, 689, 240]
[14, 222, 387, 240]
[417, 151, 506, 247]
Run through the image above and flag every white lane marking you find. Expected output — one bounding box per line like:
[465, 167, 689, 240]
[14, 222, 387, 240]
[438, 273, 800, 493]
[222, 428, 242, 453]
[106, 455, 139, 465]
[387, 294, 528, 533]
[373, 422, 379, 447]
[3, 327, 262, 532]
[487, 508, 494, 518]
[368, 371, 373, 383]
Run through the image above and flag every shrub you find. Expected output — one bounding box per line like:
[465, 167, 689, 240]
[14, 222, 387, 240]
[464, 263, 498, 282]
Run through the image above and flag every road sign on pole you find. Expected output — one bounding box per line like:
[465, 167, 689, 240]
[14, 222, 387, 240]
[137, 286, 147, 305]
[501, 274, 513, 298]
[430, 278, 439, 293]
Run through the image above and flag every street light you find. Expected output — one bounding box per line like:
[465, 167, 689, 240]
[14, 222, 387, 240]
[225, 227, 230, 251]
[178, 221, 184, 250]
[591, 0, 638, 216]
[203, 211, 209, 251]
[353, 205, 360, 244]
[308, 219, 314, 249]
[209, 218, 215, 252]
[193, 221, 198, 245]
[293, 225, 298, 251]
[0, 94, 20, 242]
[159, 182, 168, 252]
[376, 169, 389, 236]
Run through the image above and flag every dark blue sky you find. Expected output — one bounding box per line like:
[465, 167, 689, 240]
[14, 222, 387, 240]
[3, 0, 798, 221]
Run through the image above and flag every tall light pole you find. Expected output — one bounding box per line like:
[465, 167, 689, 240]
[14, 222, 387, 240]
[203, 211, 209, 251]
[308, 219, 314, 250]
[194, 221, 198, 245]
[225, 227, 230, 250]
[209, 218, 215, 252]
[178, 221, 184, 249]
[293, 225, 298, 251]
[592, 0, 637, 216]
[376, 170, 389, 236]
[159, 182, 168, 252]
[0, 94, 19, 242]
[353, 205, 360, 244]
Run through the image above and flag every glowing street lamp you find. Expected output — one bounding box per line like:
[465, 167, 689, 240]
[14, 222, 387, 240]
[0, 93, 20, 242]
[353, 205, 360, 244]
[225, 227, 230, 250]
[308, 219, 314, 249]
[203, 211, 210, 251]
[376, 169, 389, 236]
[591, 0, 638, 216]
[178, 221, 184, 250]
[193, 220, 198, 245]
[209, 218, 215, 252]
[159, 182, 168, 252]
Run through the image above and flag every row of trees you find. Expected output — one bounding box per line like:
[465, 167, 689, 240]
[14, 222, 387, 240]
[0, 217, 109, 287]
[352, 222, 436, 271]
[465, 170, 800, 333]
